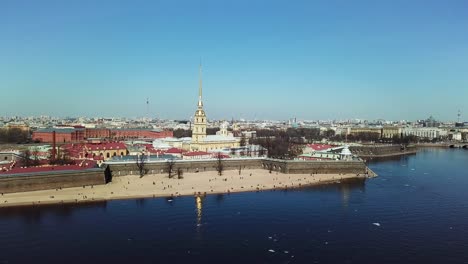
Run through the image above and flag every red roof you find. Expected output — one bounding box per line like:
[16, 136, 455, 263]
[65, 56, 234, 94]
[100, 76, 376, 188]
[184, 151, 210, 157]
[165, 148, 184, 154]
[308, 144, 334, 151]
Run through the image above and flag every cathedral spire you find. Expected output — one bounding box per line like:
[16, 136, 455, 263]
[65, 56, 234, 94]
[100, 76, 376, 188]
[198, 62, 203, 108]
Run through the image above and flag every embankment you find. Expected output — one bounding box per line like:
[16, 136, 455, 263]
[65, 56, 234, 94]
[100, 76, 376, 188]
[350, 145, 417, 159]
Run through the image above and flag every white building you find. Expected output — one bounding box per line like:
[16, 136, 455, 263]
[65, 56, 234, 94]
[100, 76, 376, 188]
[402, 127, 446, 139]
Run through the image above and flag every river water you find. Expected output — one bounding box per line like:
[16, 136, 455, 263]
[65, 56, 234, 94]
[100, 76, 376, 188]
[0, 148, 467, 264]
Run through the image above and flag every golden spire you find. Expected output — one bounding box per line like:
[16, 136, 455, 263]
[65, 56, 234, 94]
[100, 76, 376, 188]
[198, 62, 203, 108]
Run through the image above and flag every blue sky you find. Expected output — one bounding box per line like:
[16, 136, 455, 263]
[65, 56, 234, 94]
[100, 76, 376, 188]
[1, 0, 467, 121]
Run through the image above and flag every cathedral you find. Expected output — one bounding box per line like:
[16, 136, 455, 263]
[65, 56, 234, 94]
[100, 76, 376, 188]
[183, 65, 240, 152]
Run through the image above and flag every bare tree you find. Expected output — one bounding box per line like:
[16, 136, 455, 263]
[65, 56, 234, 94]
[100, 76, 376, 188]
[215, 152, 224, 176]
[136, 154, 148, 178]
[177, 168, 184, 179]
[55, 147, 74, 165]
[240, 135, 247, 147]
[31, 147, 41, 166]
[267, 163, 273, 174]
[258, 145, 265, 157]
[166, 158, 175, 178]
[21, 150, 33, 167]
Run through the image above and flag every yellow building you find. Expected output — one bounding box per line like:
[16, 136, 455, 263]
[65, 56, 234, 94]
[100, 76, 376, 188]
[6, 123, 30, 132]
[381, 127, 402, 139]
[349, 127, 382, 137]
[184, 65, 240, 152]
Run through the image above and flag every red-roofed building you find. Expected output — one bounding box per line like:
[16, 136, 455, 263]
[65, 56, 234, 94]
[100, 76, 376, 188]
[110, 129, 173, 140]
[165, 147, 185, 158]
[85, 128, 111, 139]
[33, 128, 85, 143]
[33, 128, 173, 143]
[140, 144, 166, 155]
[83, 142, 128, 160]
[304, 144, 334, 153]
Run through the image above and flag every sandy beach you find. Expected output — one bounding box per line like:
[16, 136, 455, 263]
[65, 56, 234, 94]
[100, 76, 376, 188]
[0, 169, 370, 208]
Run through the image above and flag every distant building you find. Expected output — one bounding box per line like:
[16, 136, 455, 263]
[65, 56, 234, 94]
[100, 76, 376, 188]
[82, 142, 128, 160]
[32, 127, 172, 143]
[423, 116, 440, 127]
[402, 127, 446, 139]
[110, 128, 172, 140]
[5, 123, 30, 132]
[381, 127, 402, 139]
[33, 128, 85, 143]
[349, 127, 382, 137]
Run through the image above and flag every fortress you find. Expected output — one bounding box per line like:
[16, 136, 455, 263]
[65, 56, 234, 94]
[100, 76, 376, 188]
[0, 158, 369, 194]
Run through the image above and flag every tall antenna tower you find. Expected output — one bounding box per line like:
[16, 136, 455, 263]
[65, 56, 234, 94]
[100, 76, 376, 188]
[458, 109, 461, 123]
[146, 97, 150, 121]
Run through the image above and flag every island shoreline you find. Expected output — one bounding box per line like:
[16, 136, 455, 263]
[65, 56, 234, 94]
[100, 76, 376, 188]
[0, 170, 373, 209]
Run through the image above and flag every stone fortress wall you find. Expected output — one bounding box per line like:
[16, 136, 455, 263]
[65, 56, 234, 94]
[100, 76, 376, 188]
[106, 158, 367, 177]
[0, 159, 368, 194]
[350, 145, 417, 158]
[0, 169, 107, 194]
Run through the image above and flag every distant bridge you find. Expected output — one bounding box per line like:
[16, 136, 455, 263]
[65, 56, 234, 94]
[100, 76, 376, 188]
[449, 144, 468, 149]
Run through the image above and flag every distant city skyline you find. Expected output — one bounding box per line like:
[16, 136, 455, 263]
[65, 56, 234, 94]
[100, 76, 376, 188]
[1, 0, 467, 121]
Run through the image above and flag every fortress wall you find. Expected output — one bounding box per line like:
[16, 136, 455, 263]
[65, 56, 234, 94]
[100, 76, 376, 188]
[260, 159, 367, 174]
[0, 158, 369, 194]
[350, 145, 417, 157]
[0, 169, 106, 194]
[107, 159, 264, 177]
[107, 158, 367, 177]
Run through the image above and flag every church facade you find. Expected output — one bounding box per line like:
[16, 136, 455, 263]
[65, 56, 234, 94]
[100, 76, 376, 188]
[183, 65, 240, 152]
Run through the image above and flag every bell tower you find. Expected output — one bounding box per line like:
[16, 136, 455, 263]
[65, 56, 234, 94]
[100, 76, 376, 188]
[192, 63, 207, 144]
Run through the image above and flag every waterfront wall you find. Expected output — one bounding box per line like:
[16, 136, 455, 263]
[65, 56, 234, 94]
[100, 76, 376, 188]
[0, 159, 369, 194]
[350, 145, 417, 158]
[261, 159, 367, 174]
[0, 169, 106, 194]
[106, 158, 367, 177]
[107, 159, 264, 177]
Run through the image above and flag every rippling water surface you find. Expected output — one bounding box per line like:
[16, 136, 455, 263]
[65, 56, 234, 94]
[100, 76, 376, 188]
[1, 148, 467, 264]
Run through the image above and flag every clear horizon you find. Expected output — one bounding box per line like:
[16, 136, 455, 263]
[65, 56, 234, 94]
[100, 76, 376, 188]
[1, 0, 467, 121]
